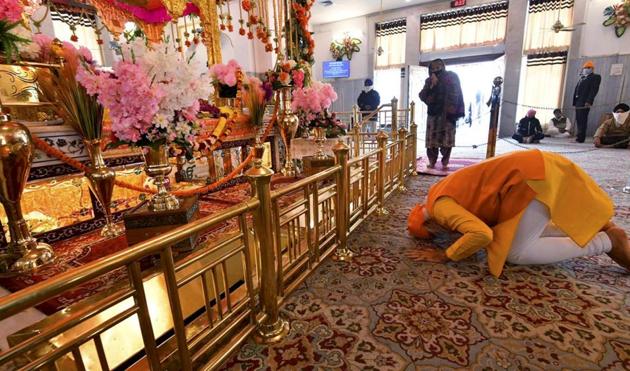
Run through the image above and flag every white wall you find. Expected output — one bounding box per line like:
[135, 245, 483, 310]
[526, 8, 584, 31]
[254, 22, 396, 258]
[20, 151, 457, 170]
[580, 0, 630, 57]
[312, 16, 370, 81]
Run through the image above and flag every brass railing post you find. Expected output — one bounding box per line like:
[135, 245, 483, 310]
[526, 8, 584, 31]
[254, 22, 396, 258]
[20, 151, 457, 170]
[398, 128, 408, 192]
[390, 97, 398, 140]
[352, 123, 361, 158]
[376, 131, 389, 215]
[332, 141, 353, 261]
[247, 145, 289, 344]
[409, 101, 418, 176]
[352, 104, 360, 128]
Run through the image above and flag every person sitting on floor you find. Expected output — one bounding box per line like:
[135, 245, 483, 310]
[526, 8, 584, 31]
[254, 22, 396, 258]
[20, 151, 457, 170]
[407, 149, 630, 277]
[544, 108, 572, 138]
[513, 109, 544, 144]
[594, 103, 630, 149]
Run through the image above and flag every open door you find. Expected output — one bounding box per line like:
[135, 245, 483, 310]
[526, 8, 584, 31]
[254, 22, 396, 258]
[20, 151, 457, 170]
[409, 56, 505, 148]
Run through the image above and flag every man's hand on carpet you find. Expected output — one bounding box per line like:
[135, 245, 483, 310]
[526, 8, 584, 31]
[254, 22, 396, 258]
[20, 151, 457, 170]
[406, 247, 450, 263]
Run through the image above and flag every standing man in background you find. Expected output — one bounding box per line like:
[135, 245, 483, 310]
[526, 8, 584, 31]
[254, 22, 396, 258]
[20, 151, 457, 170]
[357, 79, 381, 132]
[573, 61, 601, 143]
[419, 59, 465, 169]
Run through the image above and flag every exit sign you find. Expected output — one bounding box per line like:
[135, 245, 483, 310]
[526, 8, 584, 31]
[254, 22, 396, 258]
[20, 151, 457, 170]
[451, 0, 466, 7]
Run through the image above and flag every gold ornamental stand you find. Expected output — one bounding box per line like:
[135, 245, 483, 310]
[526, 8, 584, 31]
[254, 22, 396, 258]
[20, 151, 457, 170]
[0, 111, 54, 273]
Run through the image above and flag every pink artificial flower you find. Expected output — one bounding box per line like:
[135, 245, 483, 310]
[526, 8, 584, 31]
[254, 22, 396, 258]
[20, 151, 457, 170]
[77, 61, 163, 143]
[292, 69, 305, 88]
[181, 100, 200, 121]
[0, 0, 24, 23]
[209, 59, 241, 87]
[32, 33, 53, 60]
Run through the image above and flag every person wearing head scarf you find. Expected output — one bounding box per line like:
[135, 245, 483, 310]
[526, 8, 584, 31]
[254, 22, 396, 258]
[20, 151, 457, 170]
[357, 78, 381, 132]
[544, 108, 572, 138]
[419, 59, 465, 169]
[573, 60, 602, 143]
[406, 149, 630, 277]
[513, 109, 544, 143]
[594, 103, 630, 148]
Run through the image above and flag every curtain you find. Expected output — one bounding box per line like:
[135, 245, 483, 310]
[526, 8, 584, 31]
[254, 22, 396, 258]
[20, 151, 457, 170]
[51, 8, 104, 65]
[523, 0, 574, 53]
[420, 2, 508, 52]
[375, 19, 406, 70]
[516, 52, 567, 125]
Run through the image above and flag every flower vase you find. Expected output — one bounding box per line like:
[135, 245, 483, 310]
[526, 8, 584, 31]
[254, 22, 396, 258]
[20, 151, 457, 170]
[313, 127, 328, 159]
[278, 88, 300, 177]
[143, 145, 180, 212]
[0, 114, 54, 273]
[84, 139, 124, 238]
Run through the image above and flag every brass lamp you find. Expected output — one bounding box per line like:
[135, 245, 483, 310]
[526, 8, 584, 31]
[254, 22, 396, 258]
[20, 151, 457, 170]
[0, 109, 54, 273]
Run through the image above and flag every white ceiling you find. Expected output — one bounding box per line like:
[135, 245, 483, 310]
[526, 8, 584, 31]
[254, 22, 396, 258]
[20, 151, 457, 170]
[310, 0, 430, 25]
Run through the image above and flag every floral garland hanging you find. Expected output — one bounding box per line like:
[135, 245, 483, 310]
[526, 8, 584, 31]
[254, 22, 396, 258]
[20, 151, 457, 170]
[603, 0, 630, 37]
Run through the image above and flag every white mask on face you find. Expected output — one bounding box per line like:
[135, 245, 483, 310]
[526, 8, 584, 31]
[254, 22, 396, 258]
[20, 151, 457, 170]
[363, 86, 373, 92]
[613, 111, 629, 126]
[582, 68, 593, 76]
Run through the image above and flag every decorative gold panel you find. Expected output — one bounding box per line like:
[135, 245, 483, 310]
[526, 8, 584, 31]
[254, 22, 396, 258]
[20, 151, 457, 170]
[0, 64, 39, 104]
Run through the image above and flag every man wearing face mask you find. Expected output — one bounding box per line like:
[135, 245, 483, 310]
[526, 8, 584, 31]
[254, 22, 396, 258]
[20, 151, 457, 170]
[419, 59, 465, 169]
[573, 61, 601, 143]
[594, 103, 630, 148]
[357, 79, 381, 132]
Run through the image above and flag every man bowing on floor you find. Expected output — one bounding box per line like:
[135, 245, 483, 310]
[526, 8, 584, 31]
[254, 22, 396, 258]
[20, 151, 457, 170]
[407, 149, 630, 277]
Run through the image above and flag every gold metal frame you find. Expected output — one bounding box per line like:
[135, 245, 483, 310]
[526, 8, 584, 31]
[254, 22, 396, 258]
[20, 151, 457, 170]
[0, 110, 418, 370]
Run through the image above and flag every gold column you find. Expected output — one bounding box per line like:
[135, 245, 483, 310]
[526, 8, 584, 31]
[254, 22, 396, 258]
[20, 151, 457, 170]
[409, 101, 418, 176]
[192, 0, 223, 64]
[390, 97, 398, 141]
[332, 141, 353, 261]
[247, 145, 289, 344]
[397, 128, 407, 192]
[376, 131, 389, 216]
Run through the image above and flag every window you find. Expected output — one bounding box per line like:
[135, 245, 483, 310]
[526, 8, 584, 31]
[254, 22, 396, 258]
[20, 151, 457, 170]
[420, 2, 508, 52]
[375, 19, 406, 70]
[516, 52, 567, 124]
[523, 0, 574, 53]
[51, 9, 104, 65]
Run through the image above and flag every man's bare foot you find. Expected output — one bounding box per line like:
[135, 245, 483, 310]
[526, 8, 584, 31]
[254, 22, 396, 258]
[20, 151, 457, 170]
[606, 227, 630, 272]
[427, 162, 436, 169]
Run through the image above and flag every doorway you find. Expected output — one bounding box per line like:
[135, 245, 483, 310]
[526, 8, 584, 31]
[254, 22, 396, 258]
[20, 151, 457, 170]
[409, 56, 505, 148]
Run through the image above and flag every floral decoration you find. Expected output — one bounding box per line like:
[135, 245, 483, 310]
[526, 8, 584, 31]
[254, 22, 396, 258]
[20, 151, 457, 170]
[291, 80, 345, 138]
[265, 58, 310, 90]
[77, 40, 213, 157]
[243, 75, 273, 127]
[290, 0, 315, 65]
[330, 36, 361, 61]
[604, 0, 630, 37]
[209, 59, 241, 98]
[0, 0, 30, 62]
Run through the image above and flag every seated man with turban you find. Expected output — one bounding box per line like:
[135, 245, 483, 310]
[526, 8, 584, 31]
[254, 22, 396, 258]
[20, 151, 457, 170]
[594, 103, 630, 149]
[513, 109, 544, 144]
[407, 149, 630, 277]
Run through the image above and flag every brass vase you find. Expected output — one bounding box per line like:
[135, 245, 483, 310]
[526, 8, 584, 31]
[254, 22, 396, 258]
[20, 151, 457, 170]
[84, 139, 124, 238]
[278, 88, 300, 177]
[143, 144, 180, 212]
[0, 114, 54, 273]
[313, 127, 328, 159]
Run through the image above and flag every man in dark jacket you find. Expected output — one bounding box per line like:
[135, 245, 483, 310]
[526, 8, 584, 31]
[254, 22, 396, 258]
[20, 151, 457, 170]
[357, 79, 381, 132]
[513, 109, 544, 144]
[573, 60, 602, 143]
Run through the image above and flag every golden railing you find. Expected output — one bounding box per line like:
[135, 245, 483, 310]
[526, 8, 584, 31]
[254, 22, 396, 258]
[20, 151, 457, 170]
[0, 126, 417, 370]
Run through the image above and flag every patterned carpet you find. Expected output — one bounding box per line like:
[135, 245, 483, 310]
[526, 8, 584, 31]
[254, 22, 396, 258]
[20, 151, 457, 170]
[416, 157, 480, 176]
[222, 147, 630, 370]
